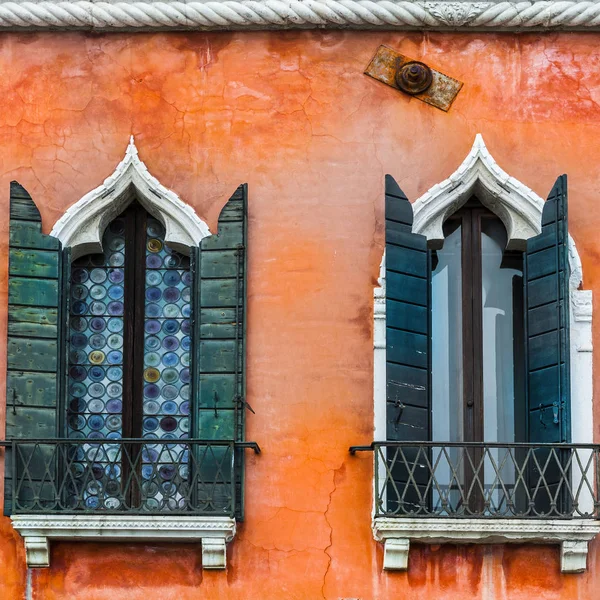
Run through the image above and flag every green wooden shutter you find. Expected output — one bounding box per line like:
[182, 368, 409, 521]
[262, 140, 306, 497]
[194, 184, 247, 518]
[524, 175, 570, 444]
[524, 176, 570, 513]
[385, 175, 431, 512]
[5, 182, 63, 515]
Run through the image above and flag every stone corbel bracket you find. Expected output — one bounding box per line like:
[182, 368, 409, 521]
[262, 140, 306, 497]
[373, 518, 600, 573]
[12, 514, 236, 569]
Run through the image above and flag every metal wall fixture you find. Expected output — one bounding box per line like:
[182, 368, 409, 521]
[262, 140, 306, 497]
[365, 45, 463, 112]
[395, 61, 433, 95]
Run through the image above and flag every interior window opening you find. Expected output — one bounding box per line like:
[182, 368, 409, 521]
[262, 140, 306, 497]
[430, 198, 526, 512]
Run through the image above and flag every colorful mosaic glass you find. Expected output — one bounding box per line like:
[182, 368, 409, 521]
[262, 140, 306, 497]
[67, 208, 192, 511]
[68, 218, 126, 443]
[142, 216, 191, 510]
[67, 218, 125, 509]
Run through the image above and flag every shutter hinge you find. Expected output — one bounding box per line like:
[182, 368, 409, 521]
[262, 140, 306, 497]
[235, 395, 255, 414]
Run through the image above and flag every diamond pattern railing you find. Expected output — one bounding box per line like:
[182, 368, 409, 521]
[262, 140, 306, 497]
[350, 442, 600, 519]
[8, 439, 259, 516]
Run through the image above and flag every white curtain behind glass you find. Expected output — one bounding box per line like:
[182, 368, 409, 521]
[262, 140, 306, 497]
[431, 224, 463, 511]
[432, 224, 463, 443]
[481, 219, 520, 444]
[481, 219, 522, 507]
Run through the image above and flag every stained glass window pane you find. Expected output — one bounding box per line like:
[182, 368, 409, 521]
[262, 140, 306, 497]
[66, 206, 193, 512]
[67, 217, 126, 442]
[142, 216, 192, 511]
[143, 216, 191, 441]
[67, 218, 125, 509]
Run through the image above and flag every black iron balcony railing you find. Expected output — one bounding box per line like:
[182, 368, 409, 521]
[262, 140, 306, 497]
[5, 439, 260, 516]
[350, 442, 600, 519]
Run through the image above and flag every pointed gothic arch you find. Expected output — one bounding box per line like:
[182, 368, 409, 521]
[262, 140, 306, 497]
[411, 134, 544, 252]
[50, 137, 210, 259]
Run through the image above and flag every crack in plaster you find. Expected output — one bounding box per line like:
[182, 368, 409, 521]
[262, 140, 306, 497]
[242, 537, 326, 555]
[322, 483, 335, 599]
[541, 47, 600, 115]
[321, 462, 345, 600]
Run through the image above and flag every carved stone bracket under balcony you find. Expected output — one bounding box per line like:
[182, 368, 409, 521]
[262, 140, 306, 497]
[373, 518, 600, 574]
[11, 514, 236, 569]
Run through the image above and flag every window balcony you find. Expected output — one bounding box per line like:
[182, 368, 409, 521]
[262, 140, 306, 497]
[4, 439, 260, 568]
[350, 441, 600, 573]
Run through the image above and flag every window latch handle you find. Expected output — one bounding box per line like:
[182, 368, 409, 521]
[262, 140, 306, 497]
[552, 401, 560, 425]
[394, 401, 405, 425]
[213, 391, 219, 418]
[9, 388, 16, 415]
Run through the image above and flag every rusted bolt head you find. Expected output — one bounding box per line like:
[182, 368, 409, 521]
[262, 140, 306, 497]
[395, 61, 433, 95]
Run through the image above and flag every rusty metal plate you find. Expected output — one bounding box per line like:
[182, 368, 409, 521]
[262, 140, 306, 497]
[365, 45, 463, 112]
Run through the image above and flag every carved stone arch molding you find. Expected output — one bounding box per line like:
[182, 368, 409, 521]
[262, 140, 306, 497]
[412, 134, 543, 251]
[50, 136, 210, 259]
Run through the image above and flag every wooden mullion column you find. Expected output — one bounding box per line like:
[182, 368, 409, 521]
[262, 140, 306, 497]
[461, 210, 475, 444]
[121, 203, 147, 508]
[471, 210, 485, 444]
[130, 205, 147, 441]
[460, 208, 485, 513]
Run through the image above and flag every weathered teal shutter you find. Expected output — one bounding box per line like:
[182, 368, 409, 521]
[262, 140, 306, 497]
[524, 176, 570, 513]
[524, 175, 570, 444]
[193, 184, 247, 518]
[385, 175, 431, 512]
[5, 182, 63, 515]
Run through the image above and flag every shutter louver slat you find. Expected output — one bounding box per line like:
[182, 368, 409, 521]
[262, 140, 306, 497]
[194, 184, 248, 519]
[5, 182, 62, 516]
[385, 175, 432, 511]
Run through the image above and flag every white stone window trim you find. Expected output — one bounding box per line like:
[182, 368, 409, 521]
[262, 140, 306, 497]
[372, 518, 600, 574]
[372, 134, 597, 574]
[11, 515, 236, 569]
[51, 136, 211, 260]
[12, 139, 235, 570]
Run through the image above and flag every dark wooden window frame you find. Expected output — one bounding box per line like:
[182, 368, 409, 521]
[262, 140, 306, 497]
[121, 202, 148, 441]
[440, 199, 525, 445]
[120, 203, 149, 505]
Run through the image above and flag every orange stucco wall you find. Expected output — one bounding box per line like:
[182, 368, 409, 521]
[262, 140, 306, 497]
[1, 30, 600, 599]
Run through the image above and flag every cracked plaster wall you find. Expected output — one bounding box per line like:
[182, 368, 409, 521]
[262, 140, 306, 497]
[0, 30, 600, 600]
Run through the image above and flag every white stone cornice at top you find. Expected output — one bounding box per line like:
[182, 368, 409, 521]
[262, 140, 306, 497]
[50, 136, 210, 260]
[412, 133, 544, 252]
[0, 1, 600, 32]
